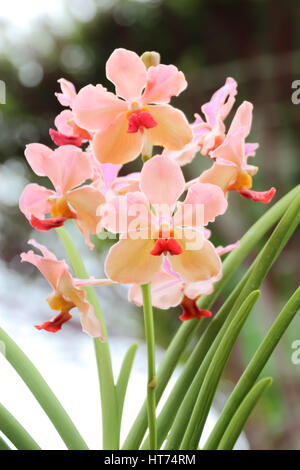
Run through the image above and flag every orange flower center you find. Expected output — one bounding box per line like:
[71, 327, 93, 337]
[229, 171, 253, 191]
[50, 197, 77, 219]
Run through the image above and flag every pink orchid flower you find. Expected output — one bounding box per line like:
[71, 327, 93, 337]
[20, 240, 105, 337]
[199, 101, 276, 203]
[73, 48, 193, 165]
[19, 144, 105, 248]
[129, 242, 239, 321]
[50, 79, 93, 147]
[163, 77, 238, 166]
[102, 155, 227, 285]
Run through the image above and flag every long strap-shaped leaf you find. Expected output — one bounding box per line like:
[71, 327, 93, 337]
[178, 291, 260, 450]
[115, 342, 138, 429]
[0, 328, 88, 450]
[122, 185, 300, 449]
[143, 188, 300, 450]
[204, 285, 300, 450]
[166, 191, 300, 450]
[217, 377, 273, 450]
[0, 435, 11, 450]
[0, 403, 41, 450]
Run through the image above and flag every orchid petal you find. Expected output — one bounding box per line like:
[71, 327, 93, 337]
[142, 64, 187, 104]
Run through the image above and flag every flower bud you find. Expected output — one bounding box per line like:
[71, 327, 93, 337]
[141, 51, 161, 69]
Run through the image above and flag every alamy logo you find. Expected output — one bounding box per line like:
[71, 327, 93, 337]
[0, 80, 6, 104]
[291, 80, 300, 104]
[291, 340, 300, 365]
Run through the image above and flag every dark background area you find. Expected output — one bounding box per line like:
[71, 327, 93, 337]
[0, 0, 299, 449]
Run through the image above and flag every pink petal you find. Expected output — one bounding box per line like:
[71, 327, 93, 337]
[92, 112, 144, 164]
[228, 101, 253, 138]
[105, 235, 163, 284]
[201, 77, 237, 126]
[168, 236, 221, 283]
[50, 146, 93, 194]
[55, 78, 77, 107]
[106, 48, 147, 100]
[140, 155, 185, 206]
[101, 163, 122, 189]
[128, 269, 183, 309]
[19, 183, 54, 221]
[142, 64, 187, 104]
[145, 105, 193, 150]
[21, 240, 66, 290]
[25, 143, 53, 177]
[216, 241, 240, 256]
[238, 187, 276, 203]
[162, 137, 200, 166]
[73, 84, 127, 132]
[210, 129, 245, 169]
[175, 182, 228, 227]
[54, 110, 75, 136]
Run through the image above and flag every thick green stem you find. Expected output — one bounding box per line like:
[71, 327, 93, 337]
[141, 283, 157, 450]
[0, 404, 41, 450]
[56, 227, 119, 450]
[0, 327, 88, 450]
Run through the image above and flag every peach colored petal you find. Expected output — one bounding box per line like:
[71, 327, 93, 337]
[168, 236, 221, 283]
[145, 105, 193, 150]
[67, 185, 105, 245]
[142, 64, 187, 104]
[105, 235, 163, 284]
[106, 48, 147, 100]
[55, 109, 75, 136]
[101, 191, 151, 234]
[92, 112, 144, 164]
[58, 270, 102, 338]
[140, 155, 185, 206]
[128, 269, 183, 309]
[73, 84, 127, 132]
[162, 138, 200, 166]
[216, 241, 240, 257]
[199, 161, 238, 193]
[210, 129, 244, 169]
[19, 184, 54, 221]
[184, 279, 215, 299]
[174, 182, 228, 227]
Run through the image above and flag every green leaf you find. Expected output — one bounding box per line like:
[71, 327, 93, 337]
[0, 327, 88, 450]
[217, 377, 273, 450]
[116, 342, 138, 427]
[144, 188, 300, 449]
[0, 403, 41, 450]
[123, 185, 300, 450]
[177, 291, 260, 450]
[204, 286, 300, 449]
[0, 435, 11, 451]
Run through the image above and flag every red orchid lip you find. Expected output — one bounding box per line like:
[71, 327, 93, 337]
[35, 311, 72, 333]
[238, 187, 276, 204]
[150, 238, 183, 256]
[30, 215, 67, 231]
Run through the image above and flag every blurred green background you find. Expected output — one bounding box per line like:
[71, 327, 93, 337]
[0, 0, 299, 449]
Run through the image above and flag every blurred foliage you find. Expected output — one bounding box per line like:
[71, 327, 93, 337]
[0, 0, 299, 449]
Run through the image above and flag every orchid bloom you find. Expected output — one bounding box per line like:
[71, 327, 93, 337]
[19, 144, 105, 248]
[20, 240, 104, 337]
[73, 48, 193, 165]
[102, 155, 227, 285]
[163, 77, 238, 166]
[199, 101, 276, 203]
[128, 242, 240, 321]
[50, 79, 92, 147]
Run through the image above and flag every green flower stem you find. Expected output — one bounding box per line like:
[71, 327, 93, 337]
[56, 227, 119, 450]
[217, 377, 273, 450]
[141, 283, 157, 450]
[204, 286, 300, 450]
[123, 185, 300, 449]
[0, 403, 41, 450]
[0, 327, 88, 450]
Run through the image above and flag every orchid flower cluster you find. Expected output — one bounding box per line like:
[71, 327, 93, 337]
[19, 48, 276, 338]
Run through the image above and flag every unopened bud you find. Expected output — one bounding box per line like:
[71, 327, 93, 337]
[141, 51, 160, 69]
